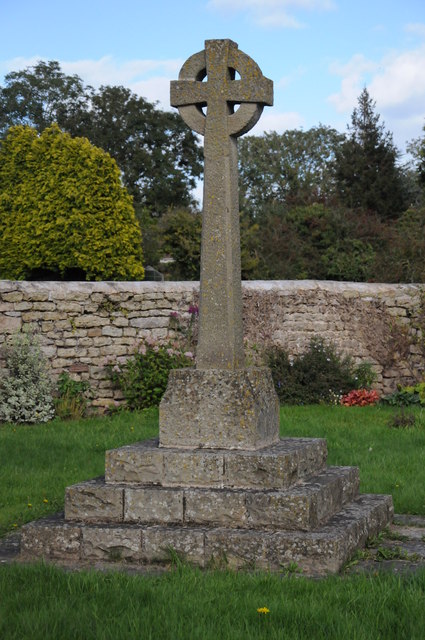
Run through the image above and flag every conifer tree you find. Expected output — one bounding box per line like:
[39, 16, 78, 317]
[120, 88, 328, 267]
[335, 88, 406, 218]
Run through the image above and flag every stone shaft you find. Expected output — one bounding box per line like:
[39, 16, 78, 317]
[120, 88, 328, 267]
[171, 39, 273, 370]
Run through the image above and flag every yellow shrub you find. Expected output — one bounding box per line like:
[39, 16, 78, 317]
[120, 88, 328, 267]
[0, 124, 144, 280]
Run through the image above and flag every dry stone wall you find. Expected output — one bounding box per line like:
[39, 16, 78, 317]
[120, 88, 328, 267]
[1, 280, 424, 410]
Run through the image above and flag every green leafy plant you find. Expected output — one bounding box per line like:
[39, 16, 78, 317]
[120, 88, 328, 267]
[266, 337, 366, 405]
[54, 372, 92, 420]
[106, 338, 194, 410]
[0, 331, 55, 423]
[382, 382, 425, 407]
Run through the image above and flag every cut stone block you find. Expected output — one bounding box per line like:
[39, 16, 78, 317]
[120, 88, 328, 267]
[65, 478, 123, 522]
[20, 514, 82, 562]
[124, 487, 184, 524]
[159, 367, 279, 450]
[82, 525, 142, 562]
[106, 440, 164, 485]
[142, 527, 205, 566]
[105, 438, 327, 490]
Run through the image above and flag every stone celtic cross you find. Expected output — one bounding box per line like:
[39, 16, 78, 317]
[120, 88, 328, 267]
[171, 39, 273, 370]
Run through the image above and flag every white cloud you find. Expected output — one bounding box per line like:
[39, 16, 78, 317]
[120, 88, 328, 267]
[328, 44, 425, 151]
[207, 0, 335, 29]
[405, 23, 425, 39]
[328, 54, 378, 112]
[250, 110, 305, 134]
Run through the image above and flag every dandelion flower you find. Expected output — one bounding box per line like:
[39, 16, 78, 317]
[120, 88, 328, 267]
[257, 606, 270, 614]
[27, 503, 32, 508]
[43, 499, 49, 504]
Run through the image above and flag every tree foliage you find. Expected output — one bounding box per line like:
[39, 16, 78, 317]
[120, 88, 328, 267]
[0, 124, 144, 280]
[239, 126, 344, 217]
[335, 88, 407, 218]
[0, 61, 202, 213]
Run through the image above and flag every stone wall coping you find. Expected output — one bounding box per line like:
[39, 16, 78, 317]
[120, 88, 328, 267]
[1, 279, 424, 296]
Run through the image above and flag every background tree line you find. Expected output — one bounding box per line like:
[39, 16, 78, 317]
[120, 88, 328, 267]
[1, 62, 425, 282]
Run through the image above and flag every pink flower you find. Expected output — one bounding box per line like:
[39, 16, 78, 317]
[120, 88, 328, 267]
[184, 351, 194, 359]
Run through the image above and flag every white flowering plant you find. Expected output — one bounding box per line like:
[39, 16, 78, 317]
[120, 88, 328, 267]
[0, 330, 55, 423]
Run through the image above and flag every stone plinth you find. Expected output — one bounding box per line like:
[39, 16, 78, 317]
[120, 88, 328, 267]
[159, 368, 279, 450]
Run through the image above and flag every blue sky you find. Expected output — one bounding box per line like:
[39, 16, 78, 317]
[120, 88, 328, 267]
[1, 0, 425, 161]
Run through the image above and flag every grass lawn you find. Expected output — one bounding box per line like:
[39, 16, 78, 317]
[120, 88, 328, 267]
[1, 405, 425, 639]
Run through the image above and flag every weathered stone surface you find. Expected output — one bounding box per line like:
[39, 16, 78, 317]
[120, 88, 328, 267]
[105, 440, 164, 484]
[101, 437, 328, 489]
[223, 438, 327, 489]
[82, 525, 142, 561]
[171, 39, 272, 370]
[124, 487, 184, 524]
[159, 367, 279, 450]
[20, 515, 81, 561]
[65, 479, 123, 522]
[142, 526, 205, 565]
[185, 489, 248, 527]
[19, 494, 393, 575]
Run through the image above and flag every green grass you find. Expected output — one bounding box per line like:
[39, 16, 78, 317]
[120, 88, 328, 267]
[0, 408, 158, 536]
[280, 405, 425, 515]
[1, 562, 425, 640]
[1, 405, 425, 640]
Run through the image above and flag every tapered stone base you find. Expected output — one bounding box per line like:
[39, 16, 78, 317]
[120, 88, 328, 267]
[159, 367, 279, 450]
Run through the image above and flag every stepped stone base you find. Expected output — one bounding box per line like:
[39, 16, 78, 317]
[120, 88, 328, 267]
[20, 494, 393, 576]
[19, 436, 394, 576]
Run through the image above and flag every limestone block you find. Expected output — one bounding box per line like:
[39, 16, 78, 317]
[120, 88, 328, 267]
[20, 516, 82, 561]
[2, 291, 23, 302]
[204, 528, 266, 569]
[102, 326, 123, 337]
[33, 302, 56, 311]
[65, 479, 124, 522]
[130, 317, 169, 329]
[124, 487, 184, 524]
[82, 525, 142, 561]
[159, 367, 279, 450]
[14, 301, 33, 311]
[223, 438, 327, 489]
[163, 450, 223, 487]
[87, 327, 102, 337]
[185, 489, 247, 527]
[105, 441, 164, 484]
[112, 317, 129, 327]
[142, 526, 205, 565]
[74, 315, 109, 328]
[0, 315, 22, 332]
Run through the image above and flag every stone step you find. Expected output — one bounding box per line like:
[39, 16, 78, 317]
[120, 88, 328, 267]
[64, 466, 359, 532]
[105, 437, 328, 490]
[20, 494, 394, 576]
